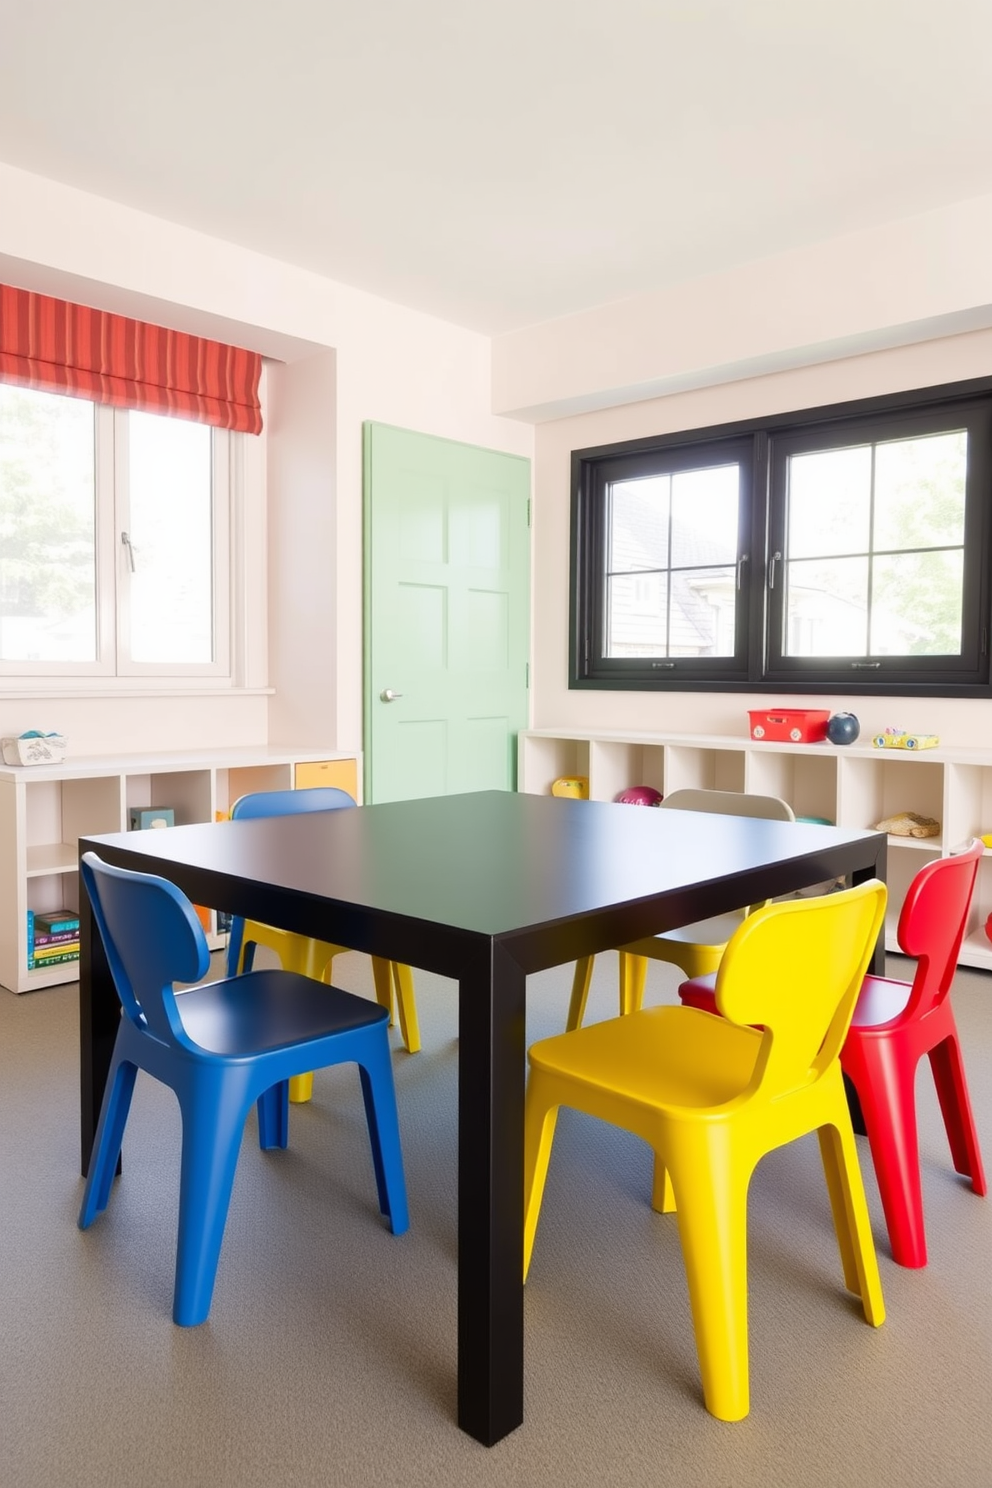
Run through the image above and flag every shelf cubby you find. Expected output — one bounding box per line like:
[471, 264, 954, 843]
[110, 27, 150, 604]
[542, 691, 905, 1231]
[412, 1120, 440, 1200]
[745, 747, 839, 824]
[0, 747, 359, 994]
[588, 740, 665, 802]
[518, 728, 992, 973]
[665, 744, 746, 794]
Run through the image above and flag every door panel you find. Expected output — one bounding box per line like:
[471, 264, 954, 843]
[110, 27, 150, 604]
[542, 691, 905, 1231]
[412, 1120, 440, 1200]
[364, 424, 530, 804]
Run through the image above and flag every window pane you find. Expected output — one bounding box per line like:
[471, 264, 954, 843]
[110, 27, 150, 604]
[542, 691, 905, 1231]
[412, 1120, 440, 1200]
[127, 413, 213, 663]
[871, 550, 963, 656]
[0, 385, 96, 662]
[608, 476, 669, 572]
[784, 556, 868, 656]
[873, 432, 966, 552]
[787, 446, 871, 558]
[670, 465, 739, 567]
[671, 567, 737, 656]
[606, 572, 669, 656]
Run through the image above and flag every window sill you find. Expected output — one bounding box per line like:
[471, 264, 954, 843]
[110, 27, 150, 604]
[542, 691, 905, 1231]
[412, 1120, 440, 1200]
[0, 683, 275, 700]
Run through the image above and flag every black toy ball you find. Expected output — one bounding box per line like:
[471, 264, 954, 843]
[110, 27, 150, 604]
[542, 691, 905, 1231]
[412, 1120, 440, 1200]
[827, 712, 860, 746]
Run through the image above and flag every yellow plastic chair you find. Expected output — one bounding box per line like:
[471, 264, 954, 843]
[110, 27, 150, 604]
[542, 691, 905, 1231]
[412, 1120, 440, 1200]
[226, 788, 420, 1104]
[524, 878, 887, 1422]
[566, 789, 795, 1030]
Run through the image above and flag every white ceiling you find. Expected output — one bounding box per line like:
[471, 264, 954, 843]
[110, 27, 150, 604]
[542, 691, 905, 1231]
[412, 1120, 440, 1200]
[3, 0, 992, 335]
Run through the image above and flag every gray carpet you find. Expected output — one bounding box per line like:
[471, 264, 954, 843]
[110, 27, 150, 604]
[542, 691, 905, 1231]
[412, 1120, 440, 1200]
[1, 950, 989, 1488]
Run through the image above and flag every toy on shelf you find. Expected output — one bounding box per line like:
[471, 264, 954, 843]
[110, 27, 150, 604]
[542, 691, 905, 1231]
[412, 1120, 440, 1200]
[872, 728, 940, 751]
[874, 812, 941, 839]
[614, 785, 663, 806]
[748, 709, 829, 743]
[551, 775, 589, 799]
[826, 712, 860, 745]
[2, 731, 68, 766]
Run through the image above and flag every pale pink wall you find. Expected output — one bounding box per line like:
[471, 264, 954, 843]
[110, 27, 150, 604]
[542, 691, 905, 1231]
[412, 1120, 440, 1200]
[0, 693, 270, 756]
[0, 162, 533, 755]
[265, 351, 338, 747]
[531, 327, 992, 747]
[494, 191, 992, 421]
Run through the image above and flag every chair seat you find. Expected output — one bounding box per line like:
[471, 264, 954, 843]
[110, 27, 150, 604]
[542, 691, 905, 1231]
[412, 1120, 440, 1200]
[849, 974, 913, 1029]
[677, 971, 718, 1011]
[178, 970, 389, 1057]
[529, 1004, 763, 1112]
[624, 910, 747, 957]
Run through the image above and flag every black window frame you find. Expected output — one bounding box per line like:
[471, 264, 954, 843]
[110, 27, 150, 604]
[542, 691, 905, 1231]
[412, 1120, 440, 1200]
[570, 377, 992, 698]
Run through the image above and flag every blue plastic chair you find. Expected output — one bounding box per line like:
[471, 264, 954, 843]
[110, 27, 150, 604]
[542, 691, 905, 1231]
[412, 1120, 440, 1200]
[78, 850, 409, 1327]
[226, 788, 421, 1103]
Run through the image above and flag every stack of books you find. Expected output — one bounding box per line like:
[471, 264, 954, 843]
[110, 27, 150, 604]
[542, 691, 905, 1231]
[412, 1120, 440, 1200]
[27, 908, 80, 970]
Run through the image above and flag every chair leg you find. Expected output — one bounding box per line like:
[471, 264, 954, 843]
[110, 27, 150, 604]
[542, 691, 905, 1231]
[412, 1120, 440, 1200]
[287, 943, 339, 1104]
[78, 1056, 138, 1226]
[256, 1080, 290, 1149]
[619, 953, 648, 1016]
[523, 1073, 561, 1279]
[928, 1035, 987, 1195]
[651, 1155, 676, 1213]
[174, 1072, 252, 1326]
[668, 1139, 751, 1422]
[817, 1120, 885, 1325]
[288, 1073, 315, 1104]
[356, 1039, 409, 1235]
[566, 957, 594, 1031]
[391, 962, 421, 1053]
[844, 1049, 929, 1269]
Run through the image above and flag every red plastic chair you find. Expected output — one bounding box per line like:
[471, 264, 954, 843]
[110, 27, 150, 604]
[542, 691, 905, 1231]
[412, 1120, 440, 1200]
[677, 840, 988, 1268]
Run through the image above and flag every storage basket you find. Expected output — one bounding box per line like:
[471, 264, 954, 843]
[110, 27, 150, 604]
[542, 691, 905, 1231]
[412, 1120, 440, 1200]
[2, 734, 68, 766]
[747, 710, 830, 744]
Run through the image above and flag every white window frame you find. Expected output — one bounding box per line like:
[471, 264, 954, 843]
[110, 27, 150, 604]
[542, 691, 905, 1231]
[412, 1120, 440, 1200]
[0, 396, 244, 687]
[111, 411, 231, 679]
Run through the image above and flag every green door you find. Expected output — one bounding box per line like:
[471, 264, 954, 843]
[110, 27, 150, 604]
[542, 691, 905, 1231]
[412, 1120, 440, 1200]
[364, 423, 531, 803]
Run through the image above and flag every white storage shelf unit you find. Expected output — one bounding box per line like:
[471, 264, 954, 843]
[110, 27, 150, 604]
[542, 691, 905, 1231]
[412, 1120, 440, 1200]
[0, 747, 360, 995]
[518, 729, 992, 972]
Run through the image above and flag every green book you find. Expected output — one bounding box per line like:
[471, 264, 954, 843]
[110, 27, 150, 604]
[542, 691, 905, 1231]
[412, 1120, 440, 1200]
[28, 949, 80, 970]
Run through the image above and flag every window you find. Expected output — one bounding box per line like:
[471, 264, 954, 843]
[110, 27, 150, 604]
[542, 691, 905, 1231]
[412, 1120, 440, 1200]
[571, 379, 992, 696]
[0, 384, 232, 679]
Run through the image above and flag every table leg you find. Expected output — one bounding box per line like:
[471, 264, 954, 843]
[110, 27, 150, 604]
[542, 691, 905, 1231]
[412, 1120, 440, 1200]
[852, 836, 888, 977]
[457, 942, 527, 1446]
[78, 874, 118, 1177]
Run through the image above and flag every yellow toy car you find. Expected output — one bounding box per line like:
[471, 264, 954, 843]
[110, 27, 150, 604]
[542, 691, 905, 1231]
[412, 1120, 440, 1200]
[871, 731, 939, 751]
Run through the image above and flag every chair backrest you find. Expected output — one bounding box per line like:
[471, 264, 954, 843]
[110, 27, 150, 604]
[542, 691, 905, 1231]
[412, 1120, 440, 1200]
[660, 788, 795, 822]
[714, 879, 887, 1100]
[230, 786, 356, 820]
[894, 838, 982, 1022]
[80, 852, 209, 1046]
[225, 787, 358, 977]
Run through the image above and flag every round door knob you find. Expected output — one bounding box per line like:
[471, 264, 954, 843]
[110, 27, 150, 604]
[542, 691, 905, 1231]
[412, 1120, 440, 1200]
[380, 689, 403, 702]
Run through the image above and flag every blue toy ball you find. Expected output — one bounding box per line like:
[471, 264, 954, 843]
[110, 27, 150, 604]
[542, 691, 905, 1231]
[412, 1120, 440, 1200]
[827, 712, 860, 746]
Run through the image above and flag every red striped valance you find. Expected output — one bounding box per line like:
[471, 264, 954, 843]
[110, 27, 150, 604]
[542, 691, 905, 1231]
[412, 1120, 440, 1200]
[0, 284, 262, 434]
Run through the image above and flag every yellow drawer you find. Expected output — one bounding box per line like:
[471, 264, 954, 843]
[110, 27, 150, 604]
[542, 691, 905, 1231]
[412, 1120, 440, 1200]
[294, 758, 359, 799]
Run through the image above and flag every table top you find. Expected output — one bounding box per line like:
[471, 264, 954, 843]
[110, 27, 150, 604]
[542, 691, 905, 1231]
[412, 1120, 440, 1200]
[82, 791, 883, 972]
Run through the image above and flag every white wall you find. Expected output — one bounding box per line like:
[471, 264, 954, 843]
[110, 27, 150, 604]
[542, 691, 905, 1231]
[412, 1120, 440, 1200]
[0, 161, 533, 756]
[265, 351, 338, 747]
[530, 327, 992, 748]
[493, 192, 992, 421]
